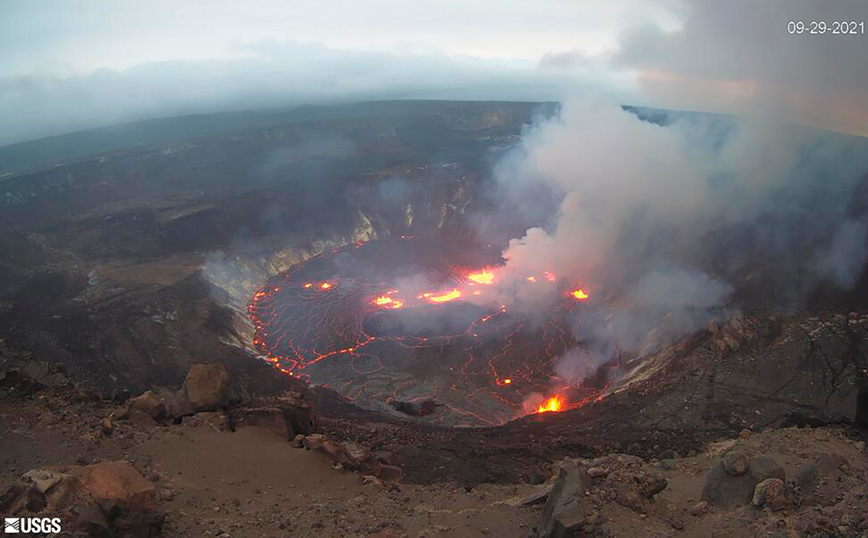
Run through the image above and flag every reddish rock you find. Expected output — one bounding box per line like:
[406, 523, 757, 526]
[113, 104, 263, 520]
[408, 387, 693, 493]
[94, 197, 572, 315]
[100, 417, 113, 435]
[63, 461, 156, 512]
[752, 478, 788, 511]
[183, 363, 229, 411]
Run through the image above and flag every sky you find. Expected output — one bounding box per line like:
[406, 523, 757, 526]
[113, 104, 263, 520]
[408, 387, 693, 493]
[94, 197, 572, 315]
[0, 0, 866, 145]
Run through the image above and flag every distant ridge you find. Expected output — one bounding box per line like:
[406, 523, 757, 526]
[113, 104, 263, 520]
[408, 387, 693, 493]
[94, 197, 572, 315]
[0, 100, 548, 175]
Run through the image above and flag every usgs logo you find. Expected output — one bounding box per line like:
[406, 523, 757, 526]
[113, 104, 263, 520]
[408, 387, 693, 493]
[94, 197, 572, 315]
[4, 517, 62, 534]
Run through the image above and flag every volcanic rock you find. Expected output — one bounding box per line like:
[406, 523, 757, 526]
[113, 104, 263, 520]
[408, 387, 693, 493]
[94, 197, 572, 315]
[0, 357, 69, 397]
[637, 473, 668, 498]
[521, 486, 552, 506]
[181, 410, 231, 431]
[796, 454, 853, 506]
[538, 461, 590, 538]
[2, 462, 161, 537]
[340, 440, 372, 470]
[62, 461, 156, 512]
[701, 455, 785, 508]
[100, 417, 113, 435]
[752, 478, 787, 511]
[376, 465, 403, 484]
[615, 483, 644, 513]
[230, 392, 315, 439]
[183, 363, 229, 411]
[689, 501, 709, 516]
[722, 452, 749, 476]
[388, 397, 442, 417]
[586, 466, 608, 478]
[129, 390, 167, 420]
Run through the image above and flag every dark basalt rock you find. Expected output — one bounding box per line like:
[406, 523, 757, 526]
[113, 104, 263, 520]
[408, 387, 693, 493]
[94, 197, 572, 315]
[702, 455, 785, 508]
[538, 462, 591, 538]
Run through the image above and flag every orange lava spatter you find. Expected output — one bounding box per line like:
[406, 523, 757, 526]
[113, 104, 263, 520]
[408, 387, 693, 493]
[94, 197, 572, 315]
[467, 268, 495, 285]
[536, 396, 564, 413]
[571, 288, 589, 300]
[425, 288, 462, 303]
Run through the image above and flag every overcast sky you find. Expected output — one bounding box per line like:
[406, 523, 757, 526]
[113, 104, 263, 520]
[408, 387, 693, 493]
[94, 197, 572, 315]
[1, 0, 866, 145]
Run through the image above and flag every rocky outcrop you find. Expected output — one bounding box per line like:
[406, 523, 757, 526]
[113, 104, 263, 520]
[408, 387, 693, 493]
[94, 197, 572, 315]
[1, 462, 162, 537]
[295, 432, 402, 483]
[229, 392, 315, 439]
[701, 454, 785, 508]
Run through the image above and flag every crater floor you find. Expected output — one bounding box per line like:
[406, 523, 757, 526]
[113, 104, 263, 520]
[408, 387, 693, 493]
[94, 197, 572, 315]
[249, 237, 603, 426]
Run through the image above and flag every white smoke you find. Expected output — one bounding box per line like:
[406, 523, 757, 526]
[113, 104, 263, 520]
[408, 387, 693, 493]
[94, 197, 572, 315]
[486, 95, 868, 387]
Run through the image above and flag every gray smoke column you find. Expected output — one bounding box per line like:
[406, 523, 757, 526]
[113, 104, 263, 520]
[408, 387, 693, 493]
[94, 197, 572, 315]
[488, 95, 868, 386]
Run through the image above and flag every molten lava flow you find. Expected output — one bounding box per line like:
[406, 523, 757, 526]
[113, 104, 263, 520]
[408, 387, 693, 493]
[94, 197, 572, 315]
[373, 296, 403, 309]
[320, 282, 333, 290]
[570, 288, 589, 300]
[467, 268, 495, 285]
[536, 396, 564, 413]
[423, 289, 462, 303]
[303, 283, 313, 289]
[526, 276, 536, 283]
[544, 271, 556, 282]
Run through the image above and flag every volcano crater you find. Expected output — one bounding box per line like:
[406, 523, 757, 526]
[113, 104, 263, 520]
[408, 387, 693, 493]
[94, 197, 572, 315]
[248, 236, 601, 426]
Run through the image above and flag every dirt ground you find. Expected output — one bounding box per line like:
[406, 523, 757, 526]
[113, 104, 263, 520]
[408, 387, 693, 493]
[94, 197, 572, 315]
[0, 392, 540, 537]
[2, 386, 867, 537]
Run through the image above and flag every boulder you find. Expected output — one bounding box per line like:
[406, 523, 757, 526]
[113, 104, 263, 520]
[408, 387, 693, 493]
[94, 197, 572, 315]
[538, 462, 590, 538]
[701, 455, 785, 508]
[128, 391, 167, 420]
[63, 462, 156, 512]
[752, 478, 788, 511]
[796, 454, 853, 506]
[183, 363, 229, 411]
[722, 452, 749, 476]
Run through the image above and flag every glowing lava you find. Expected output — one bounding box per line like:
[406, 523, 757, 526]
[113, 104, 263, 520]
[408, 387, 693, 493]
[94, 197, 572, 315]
[570, 288, 589, 300]
[536, 396, 564, 413]
[467, 268, 495, 285]
[373, 296, 404, 309]
[423, 289, 462, 303]
[247, 238, 605, 426]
